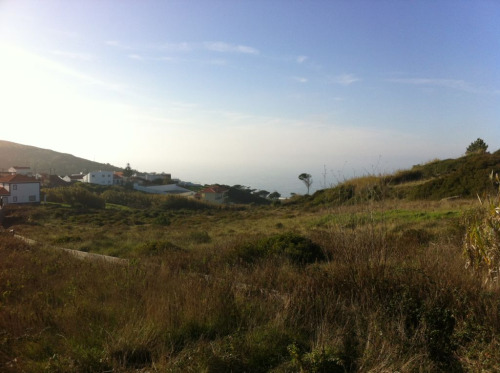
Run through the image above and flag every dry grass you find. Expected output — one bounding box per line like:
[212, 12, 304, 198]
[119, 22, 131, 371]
[1, 198, 499, 371]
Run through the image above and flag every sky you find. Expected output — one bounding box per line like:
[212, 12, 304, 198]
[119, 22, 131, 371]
[0, 1, 499, 196]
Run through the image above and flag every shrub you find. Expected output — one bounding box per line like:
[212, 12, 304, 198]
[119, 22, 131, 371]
[43, 185, 105, 209]
[136, 240, 182, 256]
[154, 195, 211, 210]
[237, 232, 325, 264]
[153, 213, 171, 226]
[388, 169, 424, 184]
[188, 231, 211, 244]
[424, 306, 457, 364]
[288, 343, 345, 373]
[101, 188, 153, 209]
[463, 172, 500, 279]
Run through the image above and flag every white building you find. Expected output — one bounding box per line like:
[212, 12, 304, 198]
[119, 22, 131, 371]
[83, 171, 114, 186]
[0, 174, 40, 205]
[8, 166, 32, 176]
[198, 185, 229, 204]
[133, 172, 171, 183]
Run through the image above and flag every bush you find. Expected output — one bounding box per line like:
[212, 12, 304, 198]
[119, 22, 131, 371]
[153, 213, 171, 226]
[43, 185, 105, 209]
[463, 204, 500, 279]
[101, 188, 153, 209]
[136, 240, 183, 256]
[237, 232, 326, 264]
[388, 169, 424, 184]
[188, 231, 211, 244]
[424, 306, 457, 364]
[288, 343, 345, 373]
[154, 195, 211, 210]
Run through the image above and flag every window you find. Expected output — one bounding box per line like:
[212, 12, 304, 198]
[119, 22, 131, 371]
[13, 196, 17, 202]
[13, 184, 17, 190]
[29, 195, 36, 202]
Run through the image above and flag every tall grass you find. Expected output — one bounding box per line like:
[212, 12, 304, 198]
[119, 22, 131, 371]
[1, 198, 500, 371]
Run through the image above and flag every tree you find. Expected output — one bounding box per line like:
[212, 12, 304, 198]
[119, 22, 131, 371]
[269, 191, 281, 200]
[254, 190, 270, 199]
[466, 138, 488, 155]
[298, 173, 313, 195]
[123, 163, 134, 178]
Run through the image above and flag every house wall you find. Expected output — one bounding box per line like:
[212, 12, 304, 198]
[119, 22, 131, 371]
[1, 182, 40, 204]
[83, 171, 113, 185]
[202, 192, 226, 203]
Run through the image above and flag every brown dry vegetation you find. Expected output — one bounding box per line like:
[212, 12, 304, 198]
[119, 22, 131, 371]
[1, 194, 500, 372]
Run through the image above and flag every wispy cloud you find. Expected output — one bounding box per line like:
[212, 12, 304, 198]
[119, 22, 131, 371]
[3, 44, 130, 95]
[128, 54, 144, 61]
[152, 42, 193, 52]
[205, 59, 228, 66]
[296, 55, 308, 64]
[130, 55, 177, 63]
[109, 40, 260, 58]
[388, 77, 481, 93]
[203, 42, 259, 55]
[51, 50, 95, 61]
[330, 73, 361, 86]
[105, 40, 133, 50]
[292, 76, 308, 83]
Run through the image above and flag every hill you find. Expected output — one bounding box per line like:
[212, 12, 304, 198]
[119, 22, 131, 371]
[306, 149, 500, 205]
[0, 140, 122, 175]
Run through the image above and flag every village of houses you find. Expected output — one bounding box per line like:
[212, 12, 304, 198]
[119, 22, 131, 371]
[0, 166, 229, 207]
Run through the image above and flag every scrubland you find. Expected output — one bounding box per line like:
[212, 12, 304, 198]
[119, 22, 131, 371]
[2, 190, 500, 372]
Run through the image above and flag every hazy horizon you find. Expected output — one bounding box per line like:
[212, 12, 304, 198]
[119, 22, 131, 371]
[1, 1, 499, 196]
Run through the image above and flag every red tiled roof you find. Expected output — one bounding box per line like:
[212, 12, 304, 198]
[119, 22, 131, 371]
[0, 187, 9, 196]
[0, 174, 40, 183]
[200, 185, 229, 194]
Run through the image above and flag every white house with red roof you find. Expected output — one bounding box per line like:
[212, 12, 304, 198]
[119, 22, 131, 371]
[0, 174, 41, 205]
[198, 185, 229, 204]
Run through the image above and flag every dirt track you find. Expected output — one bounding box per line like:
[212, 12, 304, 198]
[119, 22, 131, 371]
[13, 234, 129, 265]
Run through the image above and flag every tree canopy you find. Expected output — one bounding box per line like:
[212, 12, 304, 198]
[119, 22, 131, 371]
[466, 138, 488, 155]
[298, 173, 313, 195]
[123, 163, 134, 177]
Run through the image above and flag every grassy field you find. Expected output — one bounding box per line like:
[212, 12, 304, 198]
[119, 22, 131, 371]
[1, 195, 500, 372]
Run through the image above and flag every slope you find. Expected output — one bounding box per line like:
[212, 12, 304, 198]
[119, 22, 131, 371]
[0, 140, 122, 176]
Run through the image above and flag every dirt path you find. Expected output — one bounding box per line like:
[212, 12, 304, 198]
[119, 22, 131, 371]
[13, 234, 129, 265]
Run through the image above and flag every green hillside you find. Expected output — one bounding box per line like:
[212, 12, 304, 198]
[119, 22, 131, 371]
[0, 140, 122, 175]
[308, 149, 500, 205]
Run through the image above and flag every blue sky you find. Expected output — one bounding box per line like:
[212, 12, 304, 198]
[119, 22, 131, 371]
[1, 1, 499, 195]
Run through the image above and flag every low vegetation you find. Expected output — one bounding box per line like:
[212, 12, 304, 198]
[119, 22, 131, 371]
[2, 150, 500, 371]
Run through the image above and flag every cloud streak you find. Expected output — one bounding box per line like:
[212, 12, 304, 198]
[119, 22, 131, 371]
[292, 76, 308, 83]
[296, 55, 308, 64]
[388, 78, 482, 93]
[203, 42, 259, 55]
[330, 73, 361, 86]
[105, 40, 134, 50]
[108, 40, 260, 57]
